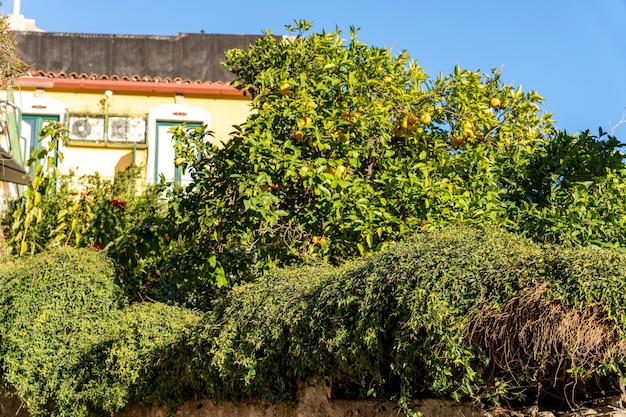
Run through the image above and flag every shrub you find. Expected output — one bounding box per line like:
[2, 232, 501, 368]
[0, 247, 125, 417]
[1, 228, 626, 416]
[0, 247, 202, 417]
[176, 227, 626, 411]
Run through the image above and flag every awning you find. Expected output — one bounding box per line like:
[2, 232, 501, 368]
[0, 146, 29, 185]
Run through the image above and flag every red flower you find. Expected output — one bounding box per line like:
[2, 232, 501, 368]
[92, 243, 103, 250]
[110, 199, 127, 209]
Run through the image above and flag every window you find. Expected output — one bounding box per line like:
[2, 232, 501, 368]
[21, 114, 60, 170]
[153, 121, 200, 185]
[147, 103, 211, 185]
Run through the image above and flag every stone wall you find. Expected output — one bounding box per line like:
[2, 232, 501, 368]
[0, 385, 486, 417]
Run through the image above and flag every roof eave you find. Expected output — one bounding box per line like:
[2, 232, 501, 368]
[12, 77, 247, 97]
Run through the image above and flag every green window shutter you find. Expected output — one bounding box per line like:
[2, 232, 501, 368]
[154, 121, 200, 184]
[21, 114, 60, 172]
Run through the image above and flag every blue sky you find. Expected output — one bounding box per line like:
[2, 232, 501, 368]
[3, 0, 626, 137]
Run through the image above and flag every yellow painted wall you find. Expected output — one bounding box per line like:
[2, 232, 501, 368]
[12, 87, 251, 182]
[26, 89, 252, 140]
[60, 147, 148, 181]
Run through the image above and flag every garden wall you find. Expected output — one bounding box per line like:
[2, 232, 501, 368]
[0, 385, 485, 417]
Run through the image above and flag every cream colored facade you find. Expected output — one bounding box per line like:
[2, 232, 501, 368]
[10, 79, 251, 184]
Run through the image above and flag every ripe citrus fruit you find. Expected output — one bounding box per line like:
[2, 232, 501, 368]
[279, 83, 292, 96]
[451, 136, 464, 147]
[490, 97, 502, 109]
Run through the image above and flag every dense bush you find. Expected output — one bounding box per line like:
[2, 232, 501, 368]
[1, 228, 626, 416]
[177, 227, 545, 408]
[0, 246, 201, 417]
[142, 227, 626, 412]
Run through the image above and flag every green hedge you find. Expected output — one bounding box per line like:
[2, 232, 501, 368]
[175, 227, 545, 405]
[2, 228, 626, 417]
[174, 227, 626, 408]
[0, 247, 202, 417]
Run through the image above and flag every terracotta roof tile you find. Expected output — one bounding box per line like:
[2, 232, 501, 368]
[25, 70, 231, 86]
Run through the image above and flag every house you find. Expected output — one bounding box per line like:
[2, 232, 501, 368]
[3, 10, 259, 187]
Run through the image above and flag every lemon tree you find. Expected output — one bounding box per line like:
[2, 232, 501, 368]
[171, 22, 548, 268]
[170, 21, 624, 295]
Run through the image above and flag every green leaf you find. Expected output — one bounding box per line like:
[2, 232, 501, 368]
[215, 266, 228, 288]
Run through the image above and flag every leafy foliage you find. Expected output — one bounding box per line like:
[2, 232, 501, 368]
[2, 18, 626, 417]
[170, 20, 625, 298]
[5, 123, 67, 256]
[182, 227, 544, 407]
[519, 129, 624, 202]
[0, 246, 201, 417]
[151, 227, 626, 410]
[2, 229, 626, 416]
[509, 129, 626, 246]
[6, 23, 626, 306]
[1, 123, 185, 299]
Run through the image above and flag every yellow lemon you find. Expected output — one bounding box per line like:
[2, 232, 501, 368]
[490, 97, 502, 109]
[279, 83, 292, 96]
